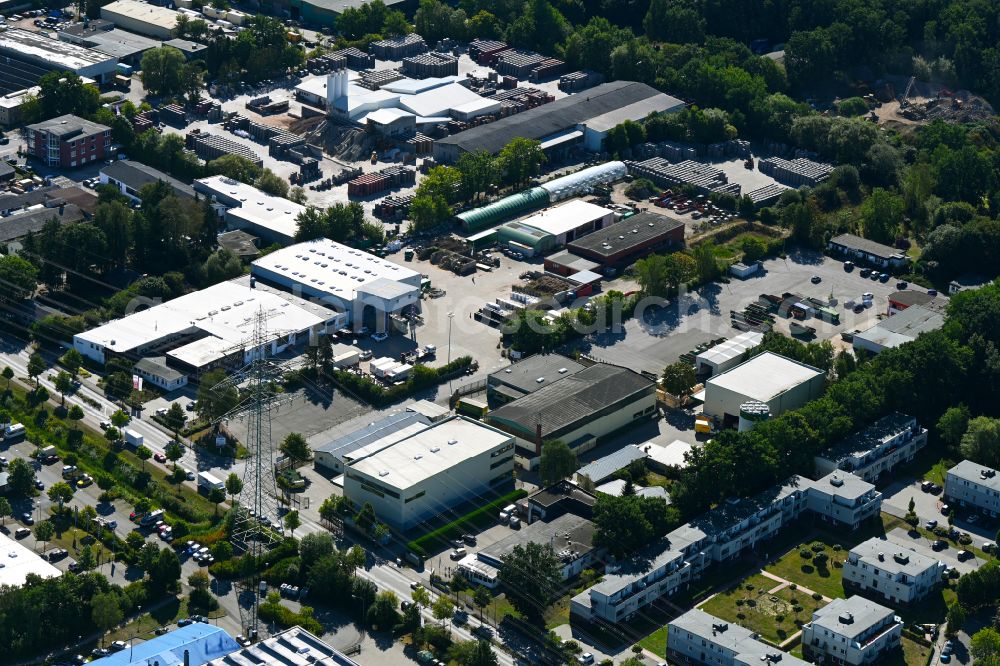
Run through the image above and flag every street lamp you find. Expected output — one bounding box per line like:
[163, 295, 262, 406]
[129, 605, 142, 661]
[446, 312, 454, 364]
[352, 593, 368, 649]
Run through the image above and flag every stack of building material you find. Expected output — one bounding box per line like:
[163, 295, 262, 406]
[405, 133, 433, 154]
[758, 156, 834, 187]
[370, 33, 427, 60]
[495, 50, 547, 79]
[358, 68, 405, 90]
[186, 131, 262, 167]
[468, 39, 510, 64]
[529, 58, 565, 82]
[160, 103, 185, 125]
[626, 158, 739, 196]
[329, 47, 374, 70]
[402, 52, 459, 78]
[374, 193, 415, 219]
[558, 70, 604, 92]
[347, 172, 391, 197]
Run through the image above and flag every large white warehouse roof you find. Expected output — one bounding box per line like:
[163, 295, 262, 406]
[74, 280, 328, 358]
[706, 351, 823, 402]
[195, 175, 305, 242]
[0, 532, 61, 587]
[251, 238, 420, 304]
[348, 416, 513, 490]
[519, 199, 614, 237]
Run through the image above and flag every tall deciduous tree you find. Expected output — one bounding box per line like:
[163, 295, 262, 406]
[498, 542, 562, 621]
[539, 440, 577, 486]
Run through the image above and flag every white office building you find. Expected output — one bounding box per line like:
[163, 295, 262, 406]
[842, 537, 945, 605]
[802, 596, 903, 666]
[944, 459, 1000, 517]
[343, 416, 515, 530]
[815, 413, 927, 483]
[699, 352, 826, 427]
[73, 280, 342, 379]
[668, 608, 812, 666]
[195, 175, 306, 246]
[251, 238, 422, 332]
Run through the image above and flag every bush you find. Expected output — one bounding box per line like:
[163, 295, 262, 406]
[832, 544, 841, 551]
[810, 543, 825, 552]
[813, 552, 829, 567]
[799, 549, 813, 559]
[833, 560, 843, 568]
[812, 592, 822, 600]
[259, 600, 323, 635]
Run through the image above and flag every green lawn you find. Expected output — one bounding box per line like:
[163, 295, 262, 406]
[101, 596, 223, 644]
[765, 540, 847, 599]
[884, 635, 933, 666]
[638, 625, 668, 658]
[700, 574, 827, 645]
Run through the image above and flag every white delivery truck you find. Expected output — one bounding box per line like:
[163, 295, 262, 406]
[197, 471, 225, 493]
[3, 423, 26, 440]
[124, 429, 144, 449]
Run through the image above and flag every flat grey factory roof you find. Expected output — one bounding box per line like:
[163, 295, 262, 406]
[489, 354, 585, 395]
[313, 411, 431, 457]
[102, 160, 196, 199]
[301, 0, 404, 12]
[479, 513, 594, 565]
[0, 205, 86, 243]
[0, 28, 115, 69]
[584, 92, 685, 132]
[26, 113, 109, 137]
[488, 363, 653, 437]
[576, 444, 646, 483]
[854, 305, 945, 349]
[436, 81, 664, 155]
[567, 211, 684, 258]
[133, 356, 185, 383]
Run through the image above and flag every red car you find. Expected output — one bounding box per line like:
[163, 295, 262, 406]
[154, 452, 167, 463]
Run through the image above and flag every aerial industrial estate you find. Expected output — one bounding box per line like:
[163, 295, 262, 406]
[1, 1, 1000, 666]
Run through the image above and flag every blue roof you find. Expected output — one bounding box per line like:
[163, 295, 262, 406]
[575, 445, 647, 483]
[91, 625, 240, 666]
[314, 411, 431, 458]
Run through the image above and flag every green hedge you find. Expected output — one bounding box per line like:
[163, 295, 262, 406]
[407, 489, 527, 557]
[259, 600, 324, 635]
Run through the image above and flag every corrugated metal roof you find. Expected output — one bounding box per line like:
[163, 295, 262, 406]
[576, 445, 647, 483]
[488, 363, 654, 438]
[437, 81, 663, 155]
[457, 187, 549, 232]
[90, 624, 240, 666]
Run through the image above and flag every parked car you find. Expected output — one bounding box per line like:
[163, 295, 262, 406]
[896, 281, 908, 289]
[110, 641, 128, 652]
[462, 533, 477, 546]
[860, 268, 871, 278]
[957, 550, 974, 561]
[14, 527, 30, 539]
[154, 452, 167, 463]
[185, 470, 196, 481]
[932, 540, 948, 551]
[925, 520, 937, 530]
[810, 275, 822, 284]
[967, 514, 979, 524]
[450, 548, 467, 560]
[372, 331, 388, 342]
[21, 513, 33, 525]
[921, 481, 934, 492]
[578, 653, 595, 665]
[177, 618, 193, 627]
[91, 648, 110, 658]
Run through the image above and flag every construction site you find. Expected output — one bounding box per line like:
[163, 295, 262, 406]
[869, 75, 995, 128]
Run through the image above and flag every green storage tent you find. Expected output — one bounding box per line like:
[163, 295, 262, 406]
[457, 187, 549, 232]
[497, 221, 556, 254]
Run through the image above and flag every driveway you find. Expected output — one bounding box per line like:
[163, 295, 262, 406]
[886, 527, 985, 575]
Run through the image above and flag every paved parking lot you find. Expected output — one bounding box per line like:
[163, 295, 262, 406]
[883, 478, 998, 542]
[566, 251, 933, 374]
[886, 527, 985, 574]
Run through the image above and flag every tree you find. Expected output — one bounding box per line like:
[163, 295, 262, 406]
[740, 236, 767, 263]
[47, 481, 74, 508]
[188, 569, 211, 591]
[150, 548, 182, 590]
[226, 473, 243, 503]
[53, 370, 73, 406]
[165, 440, 184, 471]
[255, 169, 289, 198]
[197, 368, 239, 424]
[497, 137, 545, 186]
[163, 403, 187, 442]
[409, 194, 453, 231]
[412, 585, 431, 609]
[91, 592, 123, 645]
[136, 445, 152, 471]
[280, 433, 312, 463]
[960, 417, 1000, 469]
[7, 458, 36, 497]
[0, 497, 11, 526]
[664, 253, 697, 290]
[938, 405, 971, 448]
[0, 255, 38, 303]
[455, 150, 497, 201]
[2, 366, 12, 392]
[367, 590, 400, 630]
[140, 47, 189, 97]
[859, 188, 904, 245]
[284, 509, 301, 537]
[33, 521, 54, 552]
[498, 542, 562, 621]
[539, 440, 577, 486]
[31, 71, 99, 120]
[662, 362, 696, 401]
[111, 409, 130, 437]
[27, 352, 46, 387]
[207, 154, 264, 185]
[634, 254, 669, 297]
[692, 242, 719, 282]
[946, 601, 967, 637]
[432, 595, 454, 627]
[77, 544, 97, 571]
[209, 487, 226, 515]
[472, 586, 491, 620]
[971, 628, 1000, 661]
[355, 502, 377, 535]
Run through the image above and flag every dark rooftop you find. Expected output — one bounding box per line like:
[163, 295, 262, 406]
[217, 230, 261, 258]
[829, 233, 905, 261]
[888, 290, 937, 308]
[527, 480, 598, 510]
[567, 211, 684, 259]
[478, 513, 595, 569]
[26, 114, 109, 139]
[488, 363, 654, 438]
[101, 160, 196, 199]
[436, 81, 663, 155]
[488, 354, 585, 397]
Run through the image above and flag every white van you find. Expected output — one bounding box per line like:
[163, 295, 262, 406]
[3, 423, 25, 440]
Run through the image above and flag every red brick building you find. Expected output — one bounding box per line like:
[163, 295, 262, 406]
[24, 114, 111, 168]
[566, 210, 685, 267]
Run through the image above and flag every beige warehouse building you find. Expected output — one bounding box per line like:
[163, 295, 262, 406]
[699, 351, 825, 428]
[101, 0, 180, 39]
[343, 416, 515, 530]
